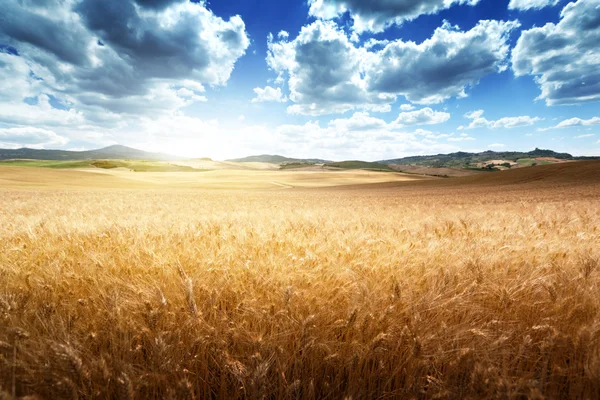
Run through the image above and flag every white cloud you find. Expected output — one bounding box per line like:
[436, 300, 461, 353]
[176, 88, 207, 102]
[400, 104, 415, 111]
[267, 20, 392, 116]
[0, 126, 69, 149]
[393, 108, 450, 127]
[328, 112, 388, 131]
[0, 53, 47, 103]
[0, 0, 250, 148]
[491, 116, 542, 129]
[556, 117, 600, 129]
[267, 19, 519, 115]
[508, 0, 560, 11]
[539, 117, 600, 130]
[488, 143, 506, 149]
[464, 110, 541, 129]
[366, 20, 520, 104]
[574, 134, 596, 138]
[252, 86, 287, 103]
[512, 0, 600, 105]
[273, 112, 459, 160]
[448, 133, 475, 142]
[0, 94, 85, 127]
[308, 0, 482, 33]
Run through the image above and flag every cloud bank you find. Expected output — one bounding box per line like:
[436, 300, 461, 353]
[267, 19, 519, 116]
[512, 0, 600, 105]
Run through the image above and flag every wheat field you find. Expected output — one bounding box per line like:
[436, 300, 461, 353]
[1, 164, 600, 399]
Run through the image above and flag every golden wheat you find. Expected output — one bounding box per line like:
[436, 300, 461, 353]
[0, 181, 599, 399]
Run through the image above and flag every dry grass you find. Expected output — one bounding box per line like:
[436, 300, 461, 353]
[1, 163, 600, 399]
[0, 166, 424, 191]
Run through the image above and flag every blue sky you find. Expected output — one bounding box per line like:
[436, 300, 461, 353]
[0, 0, 599, 160]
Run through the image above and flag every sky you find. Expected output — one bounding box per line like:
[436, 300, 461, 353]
[0, 0, 599, 161]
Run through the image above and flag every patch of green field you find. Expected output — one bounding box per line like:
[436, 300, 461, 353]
[279, 162, 316, 170]
[121, 161, 199, 172]
[0, 159, 201, 172]
[325, 161, 394, 171]
[0, 160, 93, 168]
[91, 160, 200, 172]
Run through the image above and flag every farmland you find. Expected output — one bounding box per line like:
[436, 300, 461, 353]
[1, 161, 599, 398]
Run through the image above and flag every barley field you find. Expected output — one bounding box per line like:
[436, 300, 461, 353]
[1, 162, 600, 399]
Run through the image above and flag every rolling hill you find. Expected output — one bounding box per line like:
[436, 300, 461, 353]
[378, 148, 597, 169]
[442, 158, 600, 187]
[332, 159, 600, 192]
[0, 145, 181, 161]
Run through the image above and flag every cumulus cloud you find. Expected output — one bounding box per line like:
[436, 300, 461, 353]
[0, 94, 85, 127]
[267, 20, 392, 116]
[574, 133, 595, 138]
[328, 112, 388, 132]
[0, 52, 47, 103]
[0, 0, 250, 146]
[491, 116, 542, 129]
[252, 86, 287, 103]
[540, 116, 600, 130]
[488, 143, 506, 149]
[393, 108, 450, 127]
[0, 127, 68, 149]
[448, 133, 476, 142]
[464, 110, 541, 129]
[556, 117, 600, 128]
[508, 0, 561, 10]
[308, 0, 482, 33]
[267, 19, 519, 115]
[1, 1, 92, 66]
[400, 104, 415, 111]
[367, 20, 520, 104]
[75, 1, 249, 88]
[512, 0, 600, 105]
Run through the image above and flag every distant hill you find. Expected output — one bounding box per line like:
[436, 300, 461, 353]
[0, 145, 182, 161]
[379, 148, 597, 169]
[227, 154, 331, 164]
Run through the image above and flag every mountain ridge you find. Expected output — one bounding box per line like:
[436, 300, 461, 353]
[1, 146, 598, 167]
[377, 148, 598, 168]
[0, 145, 182, 161]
